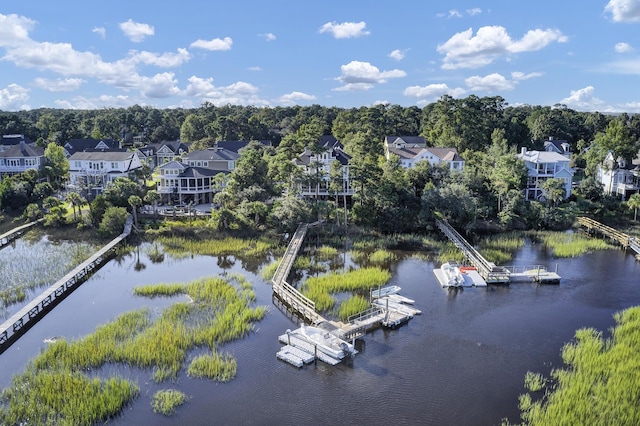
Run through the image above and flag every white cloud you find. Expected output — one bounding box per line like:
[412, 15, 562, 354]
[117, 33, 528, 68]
[615, 42, 633, 53]
[184, 76, 269, 106]
[334, 61, 406, 91]
[403, 83, 466, 100]
[277, 91, 317, 105]
[467, 8, 482, 16]
[138, 72, 181, 98]
[388, 49, 408, 61]
[559, 86, 608, 111]
[465, 73, 516, 92]
[437, 26, 567, 69]
[248, 66, 262, 71]
[119, 19, 154, 43]
[33, 77, 85, 92]
[0, 13, 35, 47]
[92, 27, 106, 39]
[190, 37, 233, 51]
[511, 71, 544, 80]
[259, 33, 276, 41]
[605, 0, 640, 22]
[447, 10, 463, 18]
[126, 48, 191, 67]
[319, 21, 370, 39]
[0, 84, 30, 111]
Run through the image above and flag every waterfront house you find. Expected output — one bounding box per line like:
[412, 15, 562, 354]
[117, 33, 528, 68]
[543, 137, 572, 158]
[0, 138, 45, 179]
[135, 140, 189, 169]
[516, 148, 574, 201]
[68, 151, 142, 199]
[384, 136, 465, 171]
[597, 151, 640, 199]
[156, 160, 229, 205]
[294, 135, 355, 199]
[63, 138, 121, 158]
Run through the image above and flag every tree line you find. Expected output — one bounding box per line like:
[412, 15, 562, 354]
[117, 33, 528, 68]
[2, 95, 640, 234]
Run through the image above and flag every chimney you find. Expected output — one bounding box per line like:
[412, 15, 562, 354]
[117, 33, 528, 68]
[521, 147, 527, 156]
[20, 138, 26, 154]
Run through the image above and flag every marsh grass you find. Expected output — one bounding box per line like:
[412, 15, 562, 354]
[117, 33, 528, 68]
[515, 306, 640, 425]
[0, 235, 99, 309]
[302, 267, 391, 312]
[436, 242, 467, 264]
[187, 351, 237, 381]
[158, 235, 275, 259]
[152, 389, 188, 416]
[338, 295, 370, 321]
[315, 245, 339, 261]
[368, 249, 398, 266]
[533, 231, 612, 257]
[0, 275, 265, 424]
[478, 232, 525, 264]
[260, 261, 279, 281]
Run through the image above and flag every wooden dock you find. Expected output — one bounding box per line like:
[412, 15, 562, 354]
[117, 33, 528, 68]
[0, 219, 44, 251]
[577, 216, 640, 257]
[0, 216, 133, 354]
[435, 219, 511, 283]
[271, 223, 414, 344]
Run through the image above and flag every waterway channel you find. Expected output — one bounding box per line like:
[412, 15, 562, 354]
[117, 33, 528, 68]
[1, 237, 639, 425]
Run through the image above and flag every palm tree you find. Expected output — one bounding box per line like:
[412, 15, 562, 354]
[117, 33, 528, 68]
[128, 195, 142, 227]
[66, 191, 82, 222]
[628, 193, 640, 221]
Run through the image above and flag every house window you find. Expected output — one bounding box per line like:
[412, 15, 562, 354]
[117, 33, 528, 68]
[111, 162, 117, 169]
[203, 161, 208, 167]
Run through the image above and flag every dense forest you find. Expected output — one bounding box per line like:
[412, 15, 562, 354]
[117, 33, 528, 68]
[2, 95, 640, 234]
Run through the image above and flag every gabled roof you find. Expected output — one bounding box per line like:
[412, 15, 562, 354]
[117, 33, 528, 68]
[64, 138, 120, 156]
[517, 150, 571, 164]
[0, 143, 44, 158]
[141, 140, 189, 155]
[425, 147, 463, 162]
[1, 134, 33, 146]
[183, 148, 239, 162]
[385, 136, 427, 148]
[180, 166, 229, 178]
[68, 151, 137, 162]
[295, 145, 352, 166]
[158, 160, 187, 171]
[543, 139, 571, 154]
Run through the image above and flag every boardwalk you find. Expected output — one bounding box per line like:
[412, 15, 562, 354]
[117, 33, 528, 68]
[271, 223, 323, 325]
[0, 219, 44, 251]
[271, 223, 413, 338]
[435, 219, 510, 283]
[0, 216, 133, 354]
[577, 216, 640, 256]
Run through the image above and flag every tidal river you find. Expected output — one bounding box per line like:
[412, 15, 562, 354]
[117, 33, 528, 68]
[1, 239, 639, 425]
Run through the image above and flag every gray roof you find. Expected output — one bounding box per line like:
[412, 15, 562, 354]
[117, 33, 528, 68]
[183, 148, 239, 161]
[385, 136, 427, 148]
[69, 151, 137, 161]
[1, 134, 34, 146]
[0, 143, 44, 158]
[64, 138, 120, 155]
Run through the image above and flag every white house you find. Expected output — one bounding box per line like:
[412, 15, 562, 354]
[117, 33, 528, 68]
[0, 139, 45, 179]
[516, 148, 574, 201]
[156, 160, 228, 206]
[135, 140, 189, 169]
[68, 151, 142, 198]
[597, 151, 640, 199]
[294, 136, 355, 198]
[384, 136, 464, 171]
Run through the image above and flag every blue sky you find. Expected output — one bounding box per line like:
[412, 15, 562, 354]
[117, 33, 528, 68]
[1, 1, 640, 112]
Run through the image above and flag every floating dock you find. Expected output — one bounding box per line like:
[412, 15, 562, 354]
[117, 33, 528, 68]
[433, 265, 487, 288]
[506, 266, 561, 284]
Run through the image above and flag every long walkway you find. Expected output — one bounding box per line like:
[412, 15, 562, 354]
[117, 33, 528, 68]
[271, 223, 323, 325]
[0, 219, 44, 251]
[271, 223, 412, 337]
[0, 216, 133, 354]
[435, 219, 510, 283]
[577, 216, 640, 256]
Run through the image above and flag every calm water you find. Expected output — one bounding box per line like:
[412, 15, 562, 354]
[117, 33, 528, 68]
[1, 239, 639, 426]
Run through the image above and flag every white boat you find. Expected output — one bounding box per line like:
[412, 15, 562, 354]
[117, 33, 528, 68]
[371, 285, 401, 298]
[298, 325, 355, 359]
[440, 262, 466, 287]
